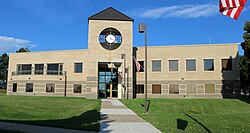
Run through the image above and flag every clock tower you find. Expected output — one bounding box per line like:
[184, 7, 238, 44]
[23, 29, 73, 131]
[86, 7, 134, 99]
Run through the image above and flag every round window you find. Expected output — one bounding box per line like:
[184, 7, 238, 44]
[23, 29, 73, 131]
[99, 28, 122, 50]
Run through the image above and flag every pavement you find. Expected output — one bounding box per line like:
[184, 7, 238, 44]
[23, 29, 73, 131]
[100, 99, 161, 133]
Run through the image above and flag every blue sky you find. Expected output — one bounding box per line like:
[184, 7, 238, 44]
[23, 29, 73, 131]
[0, 0, 249, 55]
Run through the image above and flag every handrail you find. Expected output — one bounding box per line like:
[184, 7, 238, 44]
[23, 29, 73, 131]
[12, 70, 65, 76]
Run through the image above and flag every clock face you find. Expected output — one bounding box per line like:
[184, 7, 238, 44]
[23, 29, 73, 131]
[99, 28, 122, 50]
[106, 34, 116, 44]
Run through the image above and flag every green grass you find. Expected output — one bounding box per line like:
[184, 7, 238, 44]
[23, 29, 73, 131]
[121, 98, 250, 133]
[0, 95, 100, 131]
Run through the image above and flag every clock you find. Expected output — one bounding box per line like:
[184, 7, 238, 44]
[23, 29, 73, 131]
[99, 27, 122, 50]
[106, 34, 116, 44]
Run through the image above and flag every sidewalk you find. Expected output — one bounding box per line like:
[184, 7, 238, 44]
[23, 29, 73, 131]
[100, 99, 161, 133]
[0, 122, 96, 133]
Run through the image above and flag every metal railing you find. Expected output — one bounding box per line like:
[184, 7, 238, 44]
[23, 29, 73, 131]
[12, 70, 64, 76]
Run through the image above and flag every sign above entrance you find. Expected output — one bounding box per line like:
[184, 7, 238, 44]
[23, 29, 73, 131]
[99, 27, 122, 50]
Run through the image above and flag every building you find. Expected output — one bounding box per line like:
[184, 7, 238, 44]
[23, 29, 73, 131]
[7, 7, 240, 99]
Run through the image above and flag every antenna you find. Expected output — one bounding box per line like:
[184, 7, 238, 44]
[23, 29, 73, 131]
[208, 35, 211, 44]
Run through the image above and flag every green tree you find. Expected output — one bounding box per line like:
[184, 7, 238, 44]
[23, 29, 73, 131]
[0, 53, 9, 84]
[240, 21, 250, 96]
[16, 48, 30, 53]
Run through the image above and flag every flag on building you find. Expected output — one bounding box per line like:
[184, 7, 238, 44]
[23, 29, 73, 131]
[133, 56, 142, 73]
[219, 0, 247, 20]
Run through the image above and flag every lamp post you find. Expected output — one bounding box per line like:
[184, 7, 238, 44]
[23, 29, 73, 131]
[139, 23, 148, 114]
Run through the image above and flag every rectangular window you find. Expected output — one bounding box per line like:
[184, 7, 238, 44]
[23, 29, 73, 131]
[136, 61, 144, 72]
[222, 84, 233, 94]
[204, 59, 214, 71]
[46, 84, 55, 93]
[74, 84, 82, 93]
[74, 63, 83, 73]
[47, 64, 63, 75]
[152, 60, 161, 72]
[169, 84, 179, 94]
[169, 60, 178, 71]
[187, 84, 196, 94]
[222, 59, 232, 71]
[35, 64, 44, 75]
[186, 59, 196, 71]
[136, 84, 144, 94]
[152, 84, 161, 94]
[13, 83, 17, 92]
[17, 64, 32, 75]
[26, 83, 33, 92]
[205, 84, 215, 93]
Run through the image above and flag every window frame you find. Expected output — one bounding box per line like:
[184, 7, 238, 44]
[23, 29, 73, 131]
[168, 59, 179, 72]
[151, 60, 162, 72]
[203, 59, 215, 72]
[221, 58, 233, 71]
[152, 84, 161, 94]
[185, 59, 196, 72]
[136, 84, 144, 94]
[13, 83, 17, 92]
[46, 84, 55, 93]
[74, 62, 83, 73]
[25, 83, 33, 92]
[74, 84, 82, 93]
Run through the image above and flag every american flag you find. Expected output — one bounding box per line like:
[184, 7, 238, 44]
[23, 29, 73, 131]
[133, 56, 141, 73]
[219, 0, 247, 20]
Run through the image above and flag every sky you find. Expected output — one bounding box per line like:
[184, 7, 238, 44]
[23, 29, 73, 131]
[0, 0, 249, 55]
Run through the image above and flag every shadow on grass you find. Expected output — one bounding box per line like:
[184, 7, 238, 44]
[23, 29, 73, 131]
[0, 109, 100, 132]
[185, 113, 212, 133]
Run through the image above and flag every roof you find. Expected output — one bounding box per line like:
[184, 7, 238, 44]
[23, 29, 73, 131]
[88, 7, 134, 22]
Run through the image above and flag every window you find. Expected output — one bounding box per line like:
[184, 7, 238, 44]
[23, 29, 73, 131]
[187, 84, 196, 94]
[74, 63, 83, 73]
[74, 84, 82, 93]
[152, 84, 161, 94]
[47, 64, 63, 75]
[205, 84, 215, 93]
[186, 59, 196, 71]
[13, 83, 17, 92]
[136, 61, 144, 72]
[169, 84, 179, 94]
[223, 84, 233, 94]
[26, 83, 33, 92]
[17, 64, 32, 75]
[169, 60, 178, 71]
[46, 84, 55, 93]
[222, 59, 232, 71]
[136, 85, 144, 94]
[35, 64, 44, 75]
[152, 60, 161, 72]
[204, 59, 214, 71]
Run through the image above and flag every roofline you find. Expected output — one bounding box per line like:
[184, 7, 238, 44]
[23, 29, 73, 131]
[135, 43, 239, 48]
[88, 17, 134, 22]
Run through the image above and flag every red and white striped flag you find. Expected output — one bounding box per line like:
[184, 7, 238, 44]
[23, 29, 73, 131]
[219, 0, 247, 20]
[133, 56, 141, 73]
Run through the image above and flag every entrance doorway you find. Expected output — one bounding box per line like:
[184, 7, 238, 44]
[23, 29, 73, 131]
[98, 62, 118, 98]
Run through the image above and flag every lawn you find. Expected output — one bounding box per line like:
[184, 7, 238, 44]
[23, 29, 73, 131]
[121, 98, 250, 133]
[0, 95, 100, 131]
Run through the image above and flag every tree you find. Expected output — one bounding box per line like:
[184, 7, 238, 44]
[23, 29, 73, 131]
[0, 53, 9, 86]
[240, 21, 250, 97]
[16, 48, 30, 53]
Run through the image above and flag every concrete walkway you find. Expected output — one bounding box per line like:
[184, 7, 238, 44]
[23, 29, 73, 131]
[100, 99, 161, 133]
[0, 122, 96, 133]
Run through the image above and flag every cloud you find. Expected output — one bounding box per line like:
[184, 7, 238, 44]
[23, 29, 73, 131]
[0, 36, 35, 54]
[127, 4, 218, 19]
[11, 0, 91, 24]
